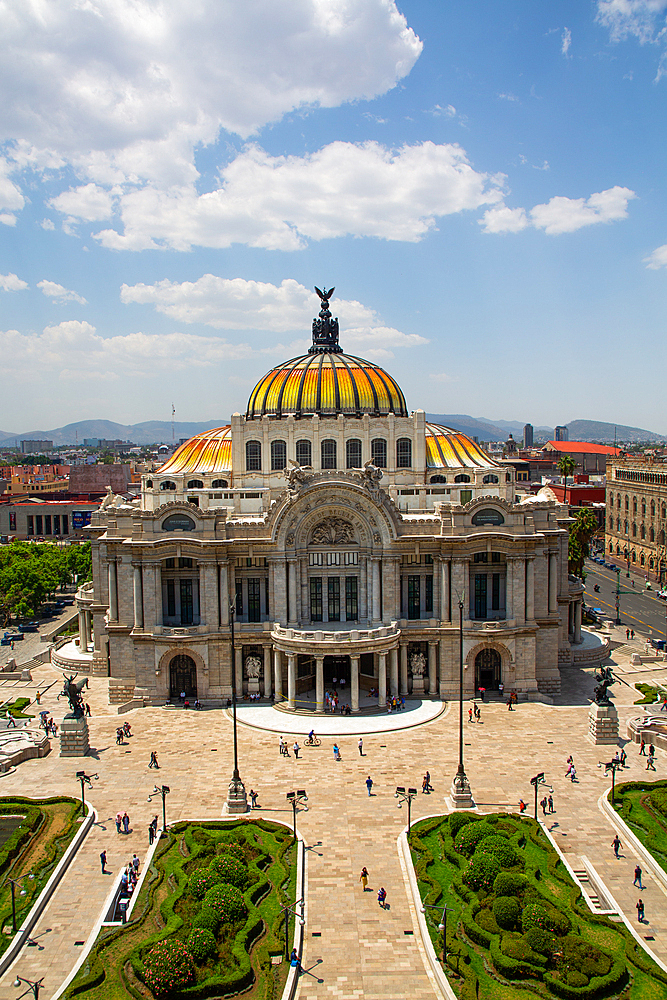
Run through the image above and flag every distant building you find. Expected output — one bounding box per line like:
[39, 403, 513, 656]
[523, 423, 533, 448]
[0, 498, 99, 540]
[69, 464, 135, 494]
[542, 441, 619, 476]
[605, 456, 667, 583]
[554, 426, 569, 442]
[20, 440, 53, 454]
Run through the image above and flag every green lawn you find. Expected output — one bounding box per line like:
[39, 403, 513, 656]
[613, 779, 667, 880]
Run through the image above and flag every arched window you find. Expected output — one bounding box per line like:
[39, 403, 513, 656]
[616, 544, 620, 554]
[624, 520, 628, 534]
[271, 439, 287, 471]
[162, 513, 195, 531]
[371, 438, 387, 468]
[633, 497, 637, 514]
[660, 530, 666, 546]
[608, 516, 613, 530]
[482, 474, 499, 484]
[472, 508, 505, 526]
[212, 479, 228, 488]
[662, 506, 666, 520]
[430, 475, 447, 484]
[651, 501, 656, 516]
[296, 439, 312, 467]
[146, 479, 153, 488]
[455, 474, 471, 483]
[609, 542, 613, 552]
[160, 480, 176, 491]
[632, 550, 636, 562]
[246, 440, 261, 471]
[650, 557, 655, 569]
[396, 438, 412, 468]
[616, 518, 620, 531]
[641, 553, 645, 565]
[505, 473, 512, 482]
[617, 493, 622, 508]
[625, 495, 629, 511]
[642, 498, 646, 514]
[632, 522, 637, 537]
[321, 439, 337, 469]
[346, 438, 362, 469]
[187, 479, 204, 489]
[641, 524, 646, 539]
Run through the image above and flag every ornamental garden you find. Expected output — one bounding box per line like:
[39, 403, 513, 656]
[410, 812, 667, 1000]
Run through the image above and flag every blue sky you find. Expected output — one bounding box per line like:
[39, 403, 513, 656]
[1, 0, 667, 433]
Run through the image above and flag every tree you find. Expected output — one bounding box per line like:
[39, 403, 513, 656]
[568, 508, 598, 578]
[557, 454, 576, 483]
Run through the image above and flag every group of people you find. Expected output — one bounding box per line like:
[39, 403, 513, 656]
[115, 811, 131, 834]
[116, 721, 132, 744]
[39, 711, 58, 735]
[468, 704, 482, 723]
[120, 853, 141, 897]
[386, 696, 405, 712]
[612, 842, 647, 924]
[639, 739, 657, 770]
[358, 867, 387, 909]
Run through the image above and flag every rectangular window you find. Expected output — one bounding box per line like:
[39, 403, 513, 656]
[492, 573, 500, 611]
[491, 552, 501, 563]
[321, 439, 337, 469]
[167, 579, 176, 617]
[328, 577, 340, 621]
[45, 515, 51, 534]
[473, 552, 488, 563]
[27, 515, 34, 536]
[460, 489, 473, 504]
[425, 575, 433, 614]
[310, 577, 323, 621]
[179, 557, 192, 568]
[474, 574, 487, 619]
[165, 557, 175, 569]
[265, 577, 269, 618]
[53, 514, 60, 534]
[180, 579, 193, 625]
[36, 515, 43, 535]
[62, 514, 68, 535]
[247, 578, 261, 622]
[346, 439, 362, 468]
[9, 511, 16, 532]
[408, 575, 420, 619]
[235, 577, 243, 617]
[345, 576, 358, 621]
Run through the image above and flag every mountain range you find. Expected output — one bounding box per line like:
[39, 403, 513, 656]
[426, 415, 667, 444]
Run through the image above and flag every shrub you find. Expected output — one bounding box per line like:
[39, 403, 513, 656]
[493, 895, 520, 930]
[650, 788, 667, 820]
[449, 813, 479, 838]
[208, 854, 249, 889]
[455, 821, 495, 857]
[521, 904, 551, 933]
[476, 835, 520, 869]
[476, 907, 501, 934]
[494, 872, 527, 897]
[219, 840, 246, 863]
[189, 868, 220, 900]
[143, 939, 195, 996]
[566, 971, 589, 988]
[204, 883, 247, 923]
[463, 853, 502, 892]
[192, 905, 221, 935]
[187, 928, 217, 962]
[501, 936, 545, 966]
[524, 927, 556, 956]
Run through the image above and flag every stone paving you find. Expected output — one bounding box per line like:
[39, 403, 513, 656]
[0, 629, 665, 997]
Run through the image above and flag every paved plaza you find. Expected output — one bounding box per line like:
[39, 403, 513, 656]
[0, 628, 666, 998]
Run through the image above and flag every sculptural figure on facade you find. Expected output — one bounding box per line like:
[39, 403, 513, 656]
[58, 673, 89, 718]
[284, 459, 313, 495]
[593, 666, 618, 705]
[409, 651, 426, 678]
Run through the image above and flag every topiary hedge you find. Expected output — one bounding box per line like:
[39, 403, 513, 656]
[144, 939, 195, 996]
[455, 821, 495, 857]
[494, 871, 527, 896]
[187, 928, 217, 963]
[463, 853, 502, 892]
[189, 868, 220, 900]
[204, 882, 247, 924]
[208, 854, 249, 890]
[476, 835, 521, 870]
[492, 895, 520, 929]
[449, 812, 479, 838]
[191, 905, 221, 935]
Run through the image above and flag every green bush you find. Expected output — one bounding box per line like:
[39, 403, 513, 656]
[493, 895, 520, 929]
[463, 853, 502, 892]
[650, 788, 667, 820]
[476, 835, 520, 869]
[449, 813, 479, 838]
[208, 853, 249, 889]
[455, 821, 495, 857]
[524, 927, 556, 956]
[501, 936, 546, 967]
[204, 883, 247, 923]
[476, 907, 501, 934]
[491, 934, 545, 978]
[192, 905, 221, 935]
[521, 903, 551, 933]
[187, 928, 217, 962]
[219, 840, 246, 863]
[188, 868, 220, 900]
[494, 872, 527, 897]
[566, 971, 589, 988]
[143, 939, 195, 996]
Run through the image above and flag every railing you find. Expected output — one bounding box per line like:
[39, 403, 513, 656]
[272, 621, 399, 643]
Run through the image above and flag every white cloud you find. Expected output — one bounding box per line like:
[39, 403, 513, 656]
[425, 104, 457, 117]
[37, 280, 88, 305]
[562, 27, 572, 57]
[597, 0, 667, 44]
[480, 186, 635, 234]
[429, 372, 456, 382]
[643, 243, 667, 268]
[50, 184, 115, 222]
[0, 157, 25, 224]
[90, 140, 505, 251]
[0, 273, 28, 291]
[40, 218, 55, 230]
[498, 93, 519, 102]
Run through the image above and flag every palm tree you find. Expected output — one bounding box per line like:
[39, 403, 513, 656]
[557, 454, 576, 485]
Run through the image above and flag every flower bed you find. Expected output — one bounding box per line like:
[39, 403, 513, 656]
[63, 819, 295, 1000]
[410, 812, 667, 1000]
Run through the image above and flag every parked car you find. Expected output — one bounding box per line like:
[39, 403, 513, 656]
[605, 562, 617, 571]
[657, 590, 667, 600]
[17, 622, 39, 632]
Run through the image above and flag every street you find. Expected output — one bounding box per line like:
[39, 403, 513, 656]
[584, 557, 667, 640]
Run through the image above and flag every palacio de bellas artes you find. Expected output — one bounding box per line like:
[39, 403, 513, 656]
[80, 288, 587, 712]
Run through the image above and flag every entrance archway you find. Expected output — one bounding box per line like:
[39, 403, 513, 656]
[475, 648, 501, 691]
[169, 654, 197, 698]
[324, 655, 350, 688]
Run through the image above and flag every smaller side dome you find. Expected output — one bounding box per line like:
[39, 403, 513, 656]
[425, 423, 500, 470]
[158, 426, 231, 476]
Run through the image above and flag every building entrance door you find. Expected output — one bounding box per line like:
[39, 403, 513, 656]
[169, 654, 197, 698]
[324, 655, 350, 688]
[475, 648, 501, 691]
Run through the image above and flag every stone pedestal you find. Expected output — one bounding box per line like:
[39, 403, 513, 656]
[412, 677, 425, 695]
[223, 777, 249, 815]
[450, 768, 475, 809]
[60, 716, 90, 757]
[247, 677, 260, 696]
[587, 701, 619, 745]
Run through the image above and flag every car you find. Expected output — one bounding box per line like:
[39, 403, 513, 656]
[17, 623, 39, 632]
[605, 562, 617, 571]
[2, 632, 23, 642]
[657, 590, 667, 601]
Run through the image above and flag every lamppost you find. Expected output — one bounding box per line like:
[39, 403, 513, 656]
[5, 873, 34, 933]
[226, 599, 248, 814]
[13, 976, 43, 999]
[529, 772, 551, 821]
[75, 770, 98, 816]
[614, 568, 634, 625]
[147, 785, 170, 835]
[421, 902, 455, 964]
[599, 758, 622, 806]
[450, 594, 473, 808]
[395, 786, 418, 836]
[280, 898, 305, 962]
[286, 789, 308, 841]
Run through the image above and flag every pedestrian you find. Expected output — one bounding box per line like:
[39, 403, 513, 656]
[548, 794, 554, 813]
[637, 898, 645, 923]
[499, 682, 504, 697]
[649, 744, 655, 759]
[377, 886, 387, 909]
[634, 865, 643, 888]
[180, 689, 186, 703]
[85, 703, 91, 716]
[507, 698, 513, 711]
[290, 947, 301, 970]
[401, 696, 405, 710]
[122, 811, 130, 834]
[631, 629, 635, 640]
[148, 823, 155, 845]
[116, 727, 124, 745]
[359, 866, 369, 891]
[422, 771, 432, 793]
[647, 755, 656, 771]
[358, 737, 363, 756]
[6, 713, 16, 728]
[612, 834, 622, 858]
[132, 854, 140, 873]
[474, 703, 480, 721]
[293, 741, 300, 759]
[540, 796, 547, 816]
[249, 789, 259, 808]
[149, 751, 159, 768]
[100, 850, 107, 873]
[639, 739, 647, 755]
[626, 629, 630, 641]
[468, 707, 473, 722]
[35, 691, 41, 704]
[620, 748, 627, 767]
[115, 812, 122, 834]
[333, 744, 341, 761]
[519, 799, 527, 813]
[662, 695, 667, 712]
[366, 775, 373, 796]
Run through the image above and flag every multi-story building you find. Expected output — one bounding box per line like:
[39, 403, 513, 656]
[523, 424, 533, 449]
[605, 456, 667, 582]
[554, 426, 569, 442]
[0, 498, 100, 540]
[20, 440, 53, 454]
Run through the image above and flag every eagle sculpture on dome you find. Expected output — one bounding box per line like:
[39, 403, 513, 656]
[310, 285, 341, 354]
[315, 286, 334, 302]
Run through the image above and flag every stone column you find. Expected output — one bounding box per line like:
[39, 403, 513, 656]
[315, 656, 324, 713]
[133, 566, 143, 629]
[440, 558, 450, 622]
[287, 653, 296, 709]
[505, 558, 514, 619]
[219, 562, 229, 626]
[274, 648, 283, 701]
[400, 643, 408, 695]
[513, 558, 525, 625]
[288, 560, 298, 626]
[378, 651, 387, 706]
[439, 637, 448, 698]
[263, 644, 272, 699]
[78, 607, 86, 648]
[361, 557, 368, 623]
[428, 642, 437, 696]
[351, 655, 360, 712]
[108, 561, 118, 621]
[548, 552, 558, 613]
[390, 646, 399, 698]
[451, 560, 467, 620]
[574, 600, 582, 644]
[372, 559, 381, 623]
[525, 557, 535, 622]
[84, 610, 92, 648]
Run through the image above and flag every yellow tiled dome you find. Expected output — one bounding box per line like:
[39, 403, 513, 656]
[425, 423, 499, 469]
[158, 426, 231, 476]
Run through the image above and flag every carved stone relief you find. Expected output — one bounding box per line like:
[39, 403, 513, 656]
[311, 517, 355, 545]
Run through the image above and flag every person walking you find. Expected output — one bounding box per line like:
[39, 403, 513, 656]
[149, 751, 159, 768]
[333, 744, 341, 761]
[85, 703, 91, 716]
[115, 812, 122, 834]
[634, 865, 643, 888]
[612, 834, 622, 858]
[540, 796, 547, 816]
[359, 866, 369, 891]
[519, 799, 527, 813]
[639, 739, 647, 756]
[122, 811, 130, 834]
[620, 747, 627, 767]
[293, 740, 300, 759]
[647, 754, 656, 771]
[6, 713, 16, 728]
[626, 629, 630, 641]
[468, 707, 473, 722]
[548, 794, 554, 813]
[100, 850, 107, 873]
[148, 822, 155, 845]
[358, 737, 363, 756]
[366, 775, 373, 796]
[132, 854, 140, 873]
[249, 789, 259, 808]
[637, 898, 645, 923]
[422, 771, 432, 793]
[377, 886, 387, 909]
[631, 629, 635, 640]
[507, 697, 513, 711]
